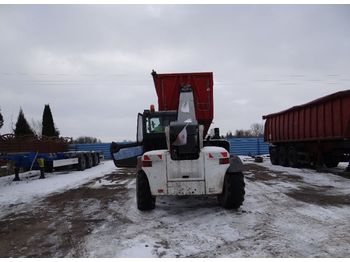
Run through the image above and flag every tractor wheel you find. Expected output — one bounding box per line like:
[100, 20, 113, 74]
[218, 172, 245, 209]
[78, 155, 86, 171]
[269, 146, 279, 165]
[136, 170, 155, 211]
[86, 154, 93, 168]
[288, 146, 299, 168]
[278, 146, 289, 167]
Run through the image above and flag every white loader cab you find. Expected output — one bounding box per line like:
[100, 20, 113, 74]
[136, 85, 245, 210]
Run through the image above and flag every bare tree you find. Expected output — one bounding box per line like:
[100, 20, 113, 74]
[74, 136, 102, 144]
[250, 123, 264, 137]
[31, 118, 42, 137]
[244, 130, 253, 137]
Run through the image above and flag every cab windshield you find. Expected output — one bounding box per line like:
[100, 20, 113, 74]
[146, 116, 174, 133]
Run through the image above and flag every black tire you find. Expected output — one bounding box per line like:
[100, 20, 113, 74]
[269, 146, 279, 165]
[44, 161, 54, 173]
[278, 146, 289, 167]
[324, 156, 339, 168]
[92, 153, 99, 166]
[78, 156, 86, 171]
[136, 170, 155, 211]
[218, 172, 245, 209]
[86, 154, 93, 168]
[288, 146, 299, 168]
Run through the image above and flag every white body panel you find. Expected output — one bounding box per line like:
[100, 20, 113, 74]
[141, 146, 229, 196]
[166, 156, 204, 181]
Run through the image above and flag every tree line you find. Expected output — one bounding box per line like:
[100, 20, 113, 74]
[0, 106, 101, 143]
[226, 123, 264, 138]
[10, 105, 59, 138]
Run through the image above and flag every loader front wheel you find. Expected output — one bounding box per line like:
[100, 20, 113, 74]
[219, 172, 245, 209]
[136, 170, 155, 211]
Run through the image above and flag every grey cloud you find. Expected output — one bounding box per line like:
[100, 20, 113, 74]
[0, 5, 349, 141]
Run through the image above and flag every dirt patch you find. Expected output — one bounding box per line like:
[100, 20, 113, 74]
[244, 163, 303, 183]
[245, 163, 350, 206]
[0, 168, 136, 257]
[286, 186, 350, 206]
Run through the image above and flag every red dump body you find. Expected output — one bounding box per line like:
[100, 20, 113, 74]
[263, 90, 350, 143]
[152, 72, 214, 136]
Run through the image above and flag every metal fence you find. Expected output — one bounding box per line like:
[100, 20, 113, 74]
[69, 138, 269, 160]
[69, 143, 112, 160]
[227, 137, 269, 156]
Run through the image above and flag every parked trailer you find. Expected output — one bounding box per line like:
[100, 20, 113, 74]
[0, 134, 102, 180]
[263, 90, 350, 168]
[0, 151, 102, 180]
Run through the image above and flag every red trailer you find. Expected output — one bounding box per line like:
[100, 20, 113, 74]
[263, 90, 350, 168]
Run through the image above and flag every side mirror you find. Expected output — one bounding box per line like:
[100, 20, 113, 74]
[137, 113, 143, 143]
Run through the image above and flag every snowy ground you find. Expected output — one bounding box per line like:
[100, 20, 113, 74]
[0, 159, 350, 257]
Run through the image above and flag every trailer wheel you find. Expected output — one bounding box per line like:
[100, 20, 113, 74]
[278, 146, 289, 167]
[86, 154, 93, 168]
[288, 147, 299, 168]
[324, 155, 339, 168]
[136, 170, 155, 211]
[269, 147, 279, 165]
[219, 172, 245, 209]
[44, 161, 54, 173]
[78, 156, 86, 171]
[92, 153, 99, 166]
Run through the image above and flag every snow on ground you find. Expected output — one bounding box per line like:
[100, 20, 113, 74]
[79, 157, 350, 257]
[1, 156, 350, 257]
[0, 160, 116, 218]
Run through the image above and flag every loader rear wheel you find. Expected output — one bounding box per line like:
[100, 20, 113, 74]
[219, 172, 245, 209]
[136, 170, 155, 211]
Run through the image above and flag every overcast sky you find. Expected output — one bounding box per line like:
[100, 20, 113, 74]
[0, 5, 349, 142]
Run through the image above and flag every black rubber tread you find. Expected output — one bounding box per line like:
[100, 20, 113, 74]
[324, 158, 339, 168]
[269, 147, 279, 165]
[44, 161, 54, 173]
[136, 170, 156, 211]
[78, 155, 86, 171]
[92, 153, 99, 166]
[219, 172, 245, 209]
[278, 146, 289, 167]
[288, 146, 299, 168]
[86, 154, 93, 169]
[96, 153, 101, 164]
